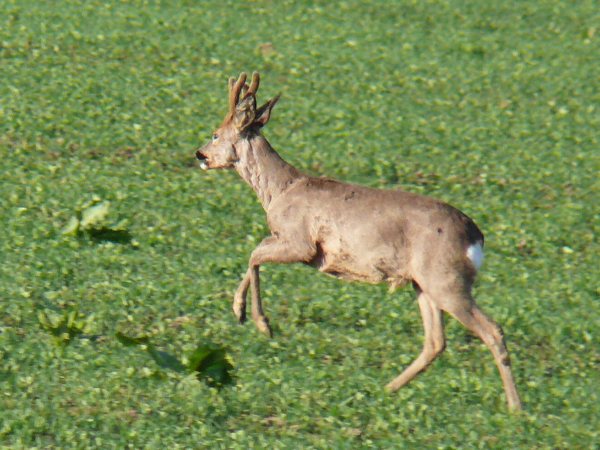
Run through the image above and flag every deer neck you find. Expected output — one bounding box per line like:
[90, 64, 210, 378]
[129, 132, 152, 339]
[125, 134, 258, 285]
[234, 135, 302, 210]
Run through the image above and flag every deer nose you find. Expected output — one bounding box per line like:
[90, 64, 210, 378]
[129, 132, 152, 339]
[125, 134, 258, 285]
[195, 150, 207, 161]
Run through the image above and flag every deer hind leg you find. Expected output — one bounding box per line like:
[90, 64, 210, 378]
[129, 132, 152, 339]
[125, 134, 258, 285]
[386, 291, 446, 392]
[437, 292, 522, 411]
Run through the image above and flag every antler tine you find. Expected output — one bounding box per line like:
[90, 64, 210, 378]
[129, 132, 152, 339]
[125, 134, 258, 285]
[245, 72, 260, 97]
[240, 82, 250, 98]
[228, 72, 247, 114]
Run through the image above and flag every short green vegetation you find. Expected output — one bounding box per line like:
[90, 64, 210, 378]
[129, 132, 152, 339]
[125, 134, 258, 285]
[1, 0, 598, 447]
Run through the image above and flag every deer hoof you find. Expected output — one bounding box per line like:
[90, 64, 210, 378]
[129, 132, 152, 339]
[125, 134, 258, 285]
[233, 302, 247, 324]
[384, 380, 401, 393]
[256, 317, 273, 338]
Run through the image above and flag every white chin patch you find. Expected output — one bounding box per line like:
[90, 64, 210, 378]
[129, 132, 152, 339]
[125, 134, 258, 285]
[466, 241, 484, 271]
[200, 162, 209, 170]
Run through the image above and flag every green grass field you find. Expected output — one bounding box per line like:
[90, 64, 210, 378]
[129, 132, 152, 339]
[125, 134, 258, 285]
[1, 0, 598, 447]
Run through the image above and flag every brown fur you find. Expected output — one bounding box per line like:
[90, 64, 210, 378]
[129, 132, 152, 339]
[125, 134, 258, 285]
[195, 72, 522, 410]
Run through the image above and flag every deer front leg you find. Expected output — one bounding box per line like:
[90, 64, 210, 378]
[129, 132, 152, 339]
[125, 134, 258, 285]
[243, 235, 316, 337]
[233, 269, 251, 324]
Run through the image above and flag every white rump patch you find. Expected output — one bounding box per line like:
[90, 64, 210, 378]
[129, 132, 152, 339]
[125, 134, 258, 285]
[466, 241, 484, 271]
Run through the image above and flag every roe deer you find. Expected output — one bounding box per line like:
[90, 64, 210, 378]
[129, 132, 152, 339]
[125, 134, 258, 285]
[195, 72, 522, 410]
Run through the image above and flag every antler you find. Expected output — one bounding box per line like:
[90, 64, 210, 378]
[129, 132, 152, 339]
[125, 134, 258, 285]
[228, 72, 247, 116]
[245, 72, 260, 98]
[228, 72, 261, 113]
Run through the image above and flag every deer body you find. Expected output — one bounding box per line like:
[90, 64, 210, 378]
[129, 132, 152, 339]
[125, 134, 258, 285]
[235, 134, 482, 288]
[196, 73, 522, 410]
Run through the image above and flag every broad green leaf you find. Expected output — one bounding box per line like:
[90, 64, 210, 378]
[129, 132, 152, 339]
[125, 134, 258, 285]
[80, 201, 110, 229]
[188, 345, 234, 387]
[61, 216, 80, 235]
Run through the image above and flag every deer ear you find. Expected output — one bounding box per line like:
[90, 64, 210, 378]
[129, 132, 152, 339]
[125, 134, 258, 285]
[233, 95, 256, 131]
[253, 95, 280, 128]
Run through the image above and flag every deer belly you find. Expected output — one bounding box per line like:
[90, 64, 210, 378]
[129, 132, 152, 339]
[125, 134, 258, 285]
[321, 264, 383, 283]
[308, 232, 410, 287]
[317, 254, 408, 287]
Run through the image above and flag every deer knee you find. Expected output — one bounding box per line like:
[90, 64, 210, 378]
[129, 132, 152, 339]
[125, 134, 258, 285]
[494, 337, 512, 366]
[425, 335, 446, 358]
[435, 338, 446, 356]
[431, 338, 446, 357]
[493, 340, 511, 366]
[489, 320, 505, 341]
[499, 349, 511, 366]
[488, 324, 512, 366]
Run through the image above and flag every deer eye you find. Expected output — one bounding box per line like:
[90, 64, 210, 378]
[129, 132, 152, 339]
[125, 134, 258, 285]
[212, 134, 219, 142]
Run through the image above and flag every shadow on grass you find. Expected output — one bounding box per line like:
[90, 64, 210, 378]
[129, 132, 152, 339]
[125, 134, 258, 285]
[86, 227, 133, 244]
[62, 200, 135, 245]
[115, 332, 234, 388]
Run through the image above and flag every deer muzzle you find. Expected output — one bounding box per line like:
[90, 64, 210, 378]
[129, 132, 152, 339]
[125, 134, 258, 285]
[195, 150, 209, 170]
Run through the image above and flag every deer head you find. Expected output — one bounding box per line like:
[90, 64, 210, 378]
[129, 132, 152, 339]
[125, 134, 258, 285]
[196, 72, 280, 170]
